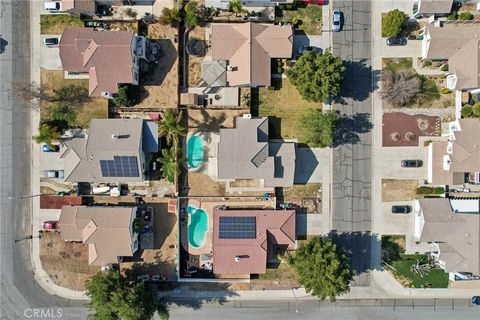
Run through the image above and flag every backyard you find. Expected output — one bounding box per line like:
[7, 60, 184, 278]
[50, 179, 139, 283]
[381, 179, 418, 202]
[40, 69, 108, 128]
[187, 25, 206, 87]
[39, 231, 100, 290]
[278, 5, 323, 35]
[40, 15, 83, 34]
[382, 58, 454, 109]
[258, 78, 321, 144]
[382, 236, 449, 288]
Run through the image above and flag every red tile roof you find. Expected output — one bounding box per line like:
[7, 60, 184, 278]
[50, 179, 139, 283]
[213, 209, 296, 275]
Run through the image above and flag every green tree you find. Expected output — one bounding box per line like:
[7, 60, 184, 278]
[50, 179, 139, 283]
[461, 105, 473, 118]
[33, 124, 62, 147]
[290, 237, 353, 301]
[184, 0, 198, 28]
[382, 9, 406, 37]
[85, 270, 167, 320]
[458, 11, 474, 20]
[472, 102, 480, 117]
[286, 50, 345, 103]
[158, 147, 178, 183]
[112, 86, 131, 107]
[299, 109, 338, 148]
[159, 7, 181, 27]
[158, 110, 186, 146]
[447, 11, 458, 20]
[227, 0, 243, 16]
[53, 84, 90, 106]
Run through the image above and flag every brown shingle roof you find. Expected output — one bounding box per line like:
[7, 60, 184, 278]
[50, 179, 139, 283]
[59, 28, 134, 97]
[59, 206, 137, 266]
[211, 23, 293, 87]
[212, 209, 296, 275]
[418, 0, 453, 14]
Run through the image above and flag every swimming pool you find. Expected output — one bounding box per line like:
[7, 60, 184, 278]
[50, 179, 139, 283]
[187, 135, 204, 168]
[187, 205, 208, 249]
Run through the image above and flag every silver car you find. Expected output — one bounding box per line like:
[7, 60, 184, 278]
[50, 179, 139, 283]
[332, 10, 342, 32]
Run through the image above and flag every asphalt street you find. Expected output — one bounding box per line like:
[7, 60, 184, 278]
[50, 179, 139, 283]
[331, 0, 373, 286]
[0, 1, 88, 318]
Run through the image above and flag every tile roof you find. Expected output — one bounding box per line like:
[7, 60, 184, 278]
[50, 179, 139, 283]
[418, 0, 453, 14]
[213, 208, 296, 275]
[59, 27, 134, 97]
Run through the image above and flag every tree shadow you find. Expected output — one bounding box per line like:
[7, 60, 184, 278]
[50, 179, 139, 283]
[332, 112, 373, 147]
[334, 59, 379, 103]
[188, 108, 227, 134]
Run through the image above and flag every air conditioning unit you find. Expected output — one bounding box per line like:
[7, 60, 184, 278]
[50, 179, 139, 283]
[243, 114, 252, 119]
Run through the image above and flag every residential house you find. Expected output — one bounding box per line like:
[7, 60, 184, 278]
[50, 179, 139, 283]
[205, 0, 293, 10]
[213, 208, 296, 275]
[427, 118, 480, 186]
[60, 119, 158, 183]
[59, 205, 139, 266]
[414, 198, 480, 279]
[206, 22, 293, 88]
[61, 0, 96, 15]
[422, 21, 480, 92]
[59, 27, 147, 98]
[216, 116, 296, 188]
[413, 0, 453, 18]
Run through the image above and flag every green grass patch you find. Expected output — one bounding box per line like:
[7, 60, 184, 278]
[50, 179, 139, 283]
[259, 78, 321, 145]
[383, 58, 413, 73]
[279, 5, 322, 35]
[417, 76, 440, 105]
[390, 254, 449, 288]
[40, 15, 83, 35]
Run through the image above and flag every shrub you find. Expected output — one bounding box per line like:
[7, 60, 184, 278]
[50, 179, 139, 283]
[380, 69, 421, 107]
[159, 7, 180, 27]
[112, 86, 132, 107]
[422, 60, 432, 67]
[416, 186, 433, 195]
[439, 74, 446, 80]
[382, 9, 407, 37]
[441, 64, 449, 72]
[184, 0, 198, 28]
[458, 11, 474, 20]
[472, 103, 480, 117]
[447, 11, 458, 20]
[433, 187, 445, 194]
[461, 105, 473, 118]
[124, 7, 138, 18]
[440, 87, 450, 94]
[291, 17, 299, 25]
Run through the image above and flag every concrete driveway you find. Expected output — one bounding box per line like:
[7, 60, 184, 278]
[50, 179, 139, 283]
[293, 35, 330, 58]
[296, 213, 323, 236]
[40, 144, 65, 172]
[377, 146, 428, 179]
[381, 40, 422, 58]
[40, 35, 62, 70]
[379, 201, 414, 235]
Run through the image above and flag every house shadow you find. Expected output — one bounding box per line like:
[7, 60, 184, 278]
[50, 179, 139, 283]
[333, 59, 379, 104]
[332, 112, 373, 147]
[0, 37, 8, 54]
[328, 231, 382, 276]
[293, 147, 320, 184]
[141, 39, 177, 87]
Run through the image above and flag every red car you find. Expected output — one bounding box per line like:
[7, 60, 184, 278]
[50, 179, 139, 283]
[42, 221, 59, 230]
[298, 0, 325, 5]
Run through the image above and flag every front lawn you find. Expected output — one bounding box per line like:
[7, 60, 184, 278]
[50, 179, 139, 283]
[278, 5, 322, 35]
[381, 179, 418, 202]
[258, 78, 321, 144]
[40, 15, 83, 35]
[250, 261, 300, 289]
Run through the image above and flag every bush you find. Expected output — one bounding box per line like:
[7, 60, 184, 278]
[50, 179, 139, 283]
[422, 60, 432, 67]
[439, 74, 446, 80]
[112, 86, 132, 107]
[458, 11, 474, 20]
[461, 105, 473, 118]
[159, 7, 180, 27]
[124, 7, 138, 18]
[382, 9, 407, 37]
[447, 11, 458, 20]
[433, 187, 445, 194]
[184, 0, 198, 28]
[441, 64, 449, 72]
[440, 87, 450, 94]
[416, 186, 433, 195]
[380, 70, 421, 107]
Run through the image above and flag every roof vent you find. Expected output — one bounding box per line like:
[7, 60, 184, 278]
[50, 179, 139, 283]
[234, 256, 240, 262]
[227, 65, 237, 72]
[112, 134, 119, 140]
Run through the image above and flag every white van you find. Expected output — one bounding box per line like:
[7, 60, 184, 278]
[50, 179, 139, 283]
[44, 1, 62, 12]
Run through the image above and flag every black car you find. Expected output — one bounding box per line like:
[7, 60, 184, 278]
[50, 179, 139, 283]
[43, 37, 59, 47]
[401, 159, 423, 168]
[392, 205, 412, 214]
[297, 45, 322, 57]
[386, 37, 407, 46]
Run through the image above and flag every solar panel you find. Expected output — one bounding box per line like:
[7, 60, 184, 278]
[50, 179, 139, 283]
[219, 216, 256, 239]
[100, 156, 139, 177]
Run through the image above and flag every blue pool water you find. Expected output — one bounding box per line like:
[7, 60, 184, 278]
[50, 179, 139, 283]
[187, 135, 204, 168]
[187, 205, 208, 249]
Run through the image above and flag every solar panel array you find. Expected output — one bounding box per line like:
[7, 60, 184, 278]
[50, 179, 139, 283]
[219, 216, 256, 239]
[100, 156, 139, 177]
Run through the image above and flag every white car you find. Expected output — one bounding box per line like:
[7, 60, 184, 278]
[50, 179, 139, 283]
[43, 170, 64, 179]
[332, 10, 342, 32]
[44, 1, 62, 13]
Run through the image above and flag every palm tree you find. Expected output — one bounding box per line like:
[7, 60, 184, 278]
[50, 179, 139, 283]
[228, 0, 243, 16]
[158, 110, 186, 146]
[158, 147, 178, 183]
[33, 124, 61, 147]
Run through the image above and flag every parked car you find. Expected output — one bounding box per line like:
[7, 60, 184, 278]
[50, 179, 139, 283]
[391, 205, 412, 214]
[299, 0, 325, 5]
[401, 159, 423, 168]
[43, 170, 64, 179]
[472, 296, 480, 306]
[386, 37, 407, 46]
[42, 144, 60, 152]
[44, 1, 62, 12]
[43, 37, 59, 47]
[42, 221, 59, 230]
[297, 45, 322, 57]
[332, 10, 342, 32]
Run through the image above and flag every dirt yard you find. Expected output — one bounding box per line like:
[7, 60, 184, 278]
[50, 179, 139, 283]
[40, 232, 100, 291]
[121, 203, 178, 281]
[40, 70, 108, 128]
[187, 26, 206, 87]
[382, 179, 419, 202]
[188, 172, 226, 196]
[188, 108, 249, 132]
[136, 24, 179, 108]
